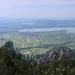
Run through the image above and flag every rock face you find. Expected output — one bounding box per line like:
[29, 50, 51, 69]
[4, 41, 14, 51]
[37, 46, 75, 64]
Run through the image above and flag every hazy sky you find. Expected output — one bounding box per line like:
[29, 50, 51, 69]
[0, 0, 75, 19]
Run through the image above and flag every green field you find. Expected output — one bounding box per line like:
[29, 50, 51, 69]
[0, 30, 75, 58]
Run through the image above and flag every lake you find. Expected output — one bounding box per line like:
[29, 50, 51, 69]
[18, 27, 75, 33]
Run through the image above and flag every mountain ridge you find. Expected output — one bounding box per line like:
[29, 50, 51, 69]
[1, 41, 75, 75]
[36, 46, 75, 64]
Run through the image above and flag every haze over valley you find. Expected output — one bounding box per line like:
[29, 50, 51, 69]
[0, 19, 75, 59]
[0, 19, 75, 33]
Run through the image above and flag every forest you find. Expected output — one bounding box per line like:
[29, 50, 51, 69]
[0, 41, 75, 75]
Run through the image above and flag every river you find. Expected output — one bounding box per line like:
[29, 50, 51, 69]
[18, 27, 75, 33]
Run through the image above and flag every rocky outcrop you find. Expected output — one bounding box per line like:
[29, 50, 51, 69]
[37, 46, 75, 64]
[5, 41, 14, 51]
